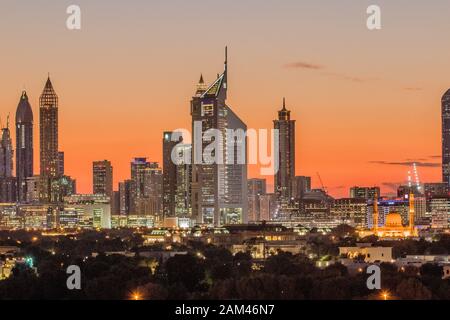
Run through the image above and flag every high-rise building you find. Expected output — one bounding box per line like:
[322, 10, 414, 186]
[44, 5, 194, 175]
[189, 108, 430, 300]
[0, 119, 16, 202]
[248, 179, 266, 222]
[274, 98, 295, 206]
[190, 48, 248, 226]
[119, 180, 132, 215]
[130, 158, 162, 220]
[162, 132, 179, 218]
[350, 186, 380, 200]
[15, 91, 34, 203]
[174, 143, 192, 218]
[39, 76, 64, 203]
[442, 89, 450, 185]
[40, 76, 59, 178]
[93, 160, 113, 200]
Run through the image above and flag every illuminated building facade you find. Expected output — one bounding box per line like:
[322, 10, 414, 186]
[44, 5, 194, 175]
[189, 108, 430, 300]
[274, 98, 295, 207]
[15, 91, 34, 203]
[248, 178, 267, 222]
[350, 186, 380, 200]
[442, 88, 450, 185]
[63, 194, 111, 229]
[190, 48, 248, 226]
[93, 160, 113, 200]
[366, 192, 418, 239]
[0, 120, 16, 201]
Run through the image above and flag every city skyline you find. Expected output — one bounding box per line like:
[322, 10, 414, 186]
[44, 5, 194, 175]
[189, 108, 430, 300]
[1, 1, 450, 197]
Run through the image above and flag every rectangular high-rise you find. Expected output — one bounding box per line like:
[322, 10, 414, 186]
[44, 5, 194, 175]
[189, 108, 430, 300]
[190, 48, 248, 226]
[162, 132, 178, 218]
[442, 89, 450, 185]
[93, 160, 113, 200]
[274, 98, 295, 206]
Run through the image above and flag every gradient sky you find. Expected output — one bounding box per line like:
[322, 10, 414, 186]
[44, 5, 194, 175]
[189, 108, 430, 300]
[1, 0, 449, 197]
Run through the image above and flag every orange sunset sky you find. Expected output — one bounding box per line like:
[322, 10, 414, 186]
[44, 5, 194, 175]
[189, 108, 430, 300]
[1, 0, 449, 197]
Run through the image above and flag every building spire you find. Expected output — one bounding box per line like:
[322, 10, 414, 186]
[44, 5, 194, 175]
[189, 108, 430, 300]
[282, 97, 286, 110]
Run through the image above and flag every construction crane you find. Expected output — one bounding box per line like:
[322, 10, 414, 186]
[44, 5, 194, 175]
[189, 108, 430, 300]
[316, 172, 328, 193]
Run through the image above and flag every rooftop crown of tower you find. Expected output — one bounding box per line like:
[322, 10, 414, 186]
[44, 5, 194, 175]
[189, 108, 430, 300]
[15, 91, 33, 124]
[40, 76, 58, 108]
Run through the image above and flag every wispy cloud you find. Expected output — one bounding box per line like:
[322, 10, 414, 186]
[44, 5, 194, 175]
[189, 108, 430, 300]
[403, 87, 423, 91]
[284, 60, 375, 83]
[284, 61, 324, 70]
[370, 160, 440, 168]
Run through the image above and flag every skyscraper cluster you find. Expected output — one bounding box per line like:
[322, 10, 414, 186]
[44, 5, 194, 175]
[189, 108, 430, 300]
[0, 77, 76, 208]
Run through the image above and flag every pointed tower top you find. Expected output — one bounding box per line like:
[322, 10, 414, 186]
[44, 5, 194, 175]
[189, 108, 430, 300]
[21, 90, 28, 100]
[282, 97, 286, 110]
[199, 74, 204, 84]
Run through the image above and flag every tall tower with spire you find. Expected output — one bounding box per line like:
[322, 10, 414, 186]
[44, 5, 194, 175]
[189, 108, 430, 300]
[0, 116, 13, 178]
[274, 98, 296, 207]
[39, 75, 63, 203]
[15, 91, 34, 202]
[190, 47, 247, 226]
[39, 76, 59, 179]
[442, 89, 450, 185]
[0, 116, 16, 202]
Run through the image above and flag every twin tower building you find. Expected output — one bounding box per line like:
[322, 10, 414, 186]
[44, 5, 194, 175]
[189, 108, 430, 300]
[0, 76, 70, 204]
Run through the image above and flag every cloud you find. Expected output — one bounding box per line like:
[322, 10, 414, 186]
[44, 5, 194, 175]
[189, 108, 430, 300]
[284, 61, 324, 70]
[284, 61, 375, 83]
[403, 87, 423, 91]
[428, 155, 441, 159]
[370, 160, 440, 168]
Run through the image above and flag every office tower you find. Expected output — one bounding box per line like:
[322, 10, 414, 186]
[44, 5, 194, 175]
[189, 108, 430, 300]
[274, 98, 295, 206]
[291, 176, 311, 200]
[174, 143, 192, 218]
[442, 89, 450, 185]
[130, 158, 162, 219]
[39, 76, 64, 203]
[424, 182, 449, 212]
[15, 91, 34, 202]
[40, 76, 59, 178]
[93, 160, 113, 199]
[350, 186, 380, 200]
[112, 191, 120, 215]
[248, 179, 267, 222]
[0, 119, 16, 202]
[119, 180, 132, 215]
[162, 132, 179, 218]
[190, 48, 248, 226]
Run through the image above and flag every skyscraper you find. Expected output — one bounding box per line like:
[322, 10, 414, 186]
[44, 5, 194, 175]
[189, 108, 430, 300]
[40, 76, 59, 178]
[162, 132, 179, 218]
[0, 118, 13, 178]
[190, 48, 248, 226]
[442, 89, 450, 185]
[0, 117, 16, 202]
[15, 91, 34, 203]
[274, 98, 296, 206]
[93, 160, 113, 200]
[130, 158, 162, 220]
